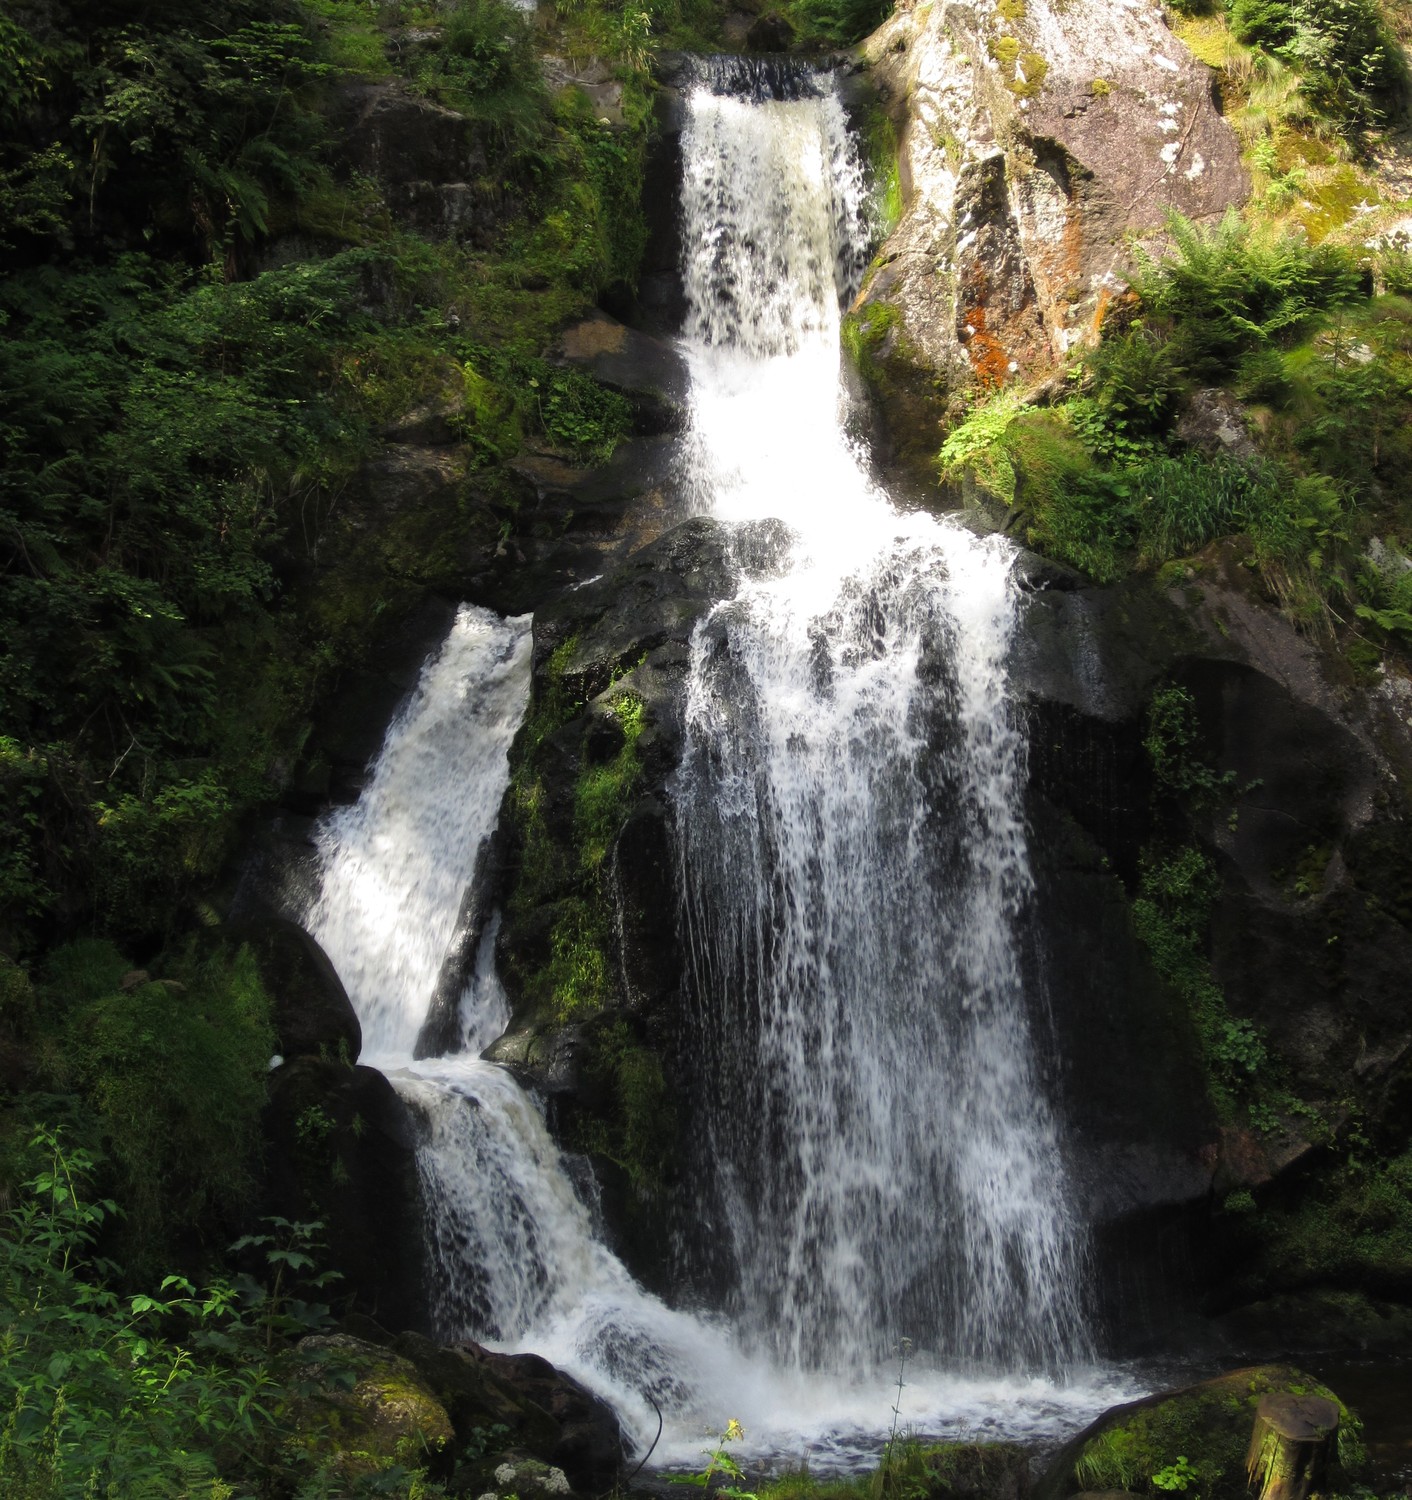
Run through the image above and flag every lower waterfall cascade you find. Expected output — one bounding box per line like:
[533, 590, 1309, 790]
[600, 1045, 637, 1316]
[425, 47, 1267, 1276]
[301, 56, 1146, 1474]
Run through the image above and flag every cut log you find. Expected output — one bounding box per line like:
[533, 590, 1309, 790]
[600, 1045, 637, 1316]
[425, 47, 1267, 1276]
[1246, 1392, 1340, 1500]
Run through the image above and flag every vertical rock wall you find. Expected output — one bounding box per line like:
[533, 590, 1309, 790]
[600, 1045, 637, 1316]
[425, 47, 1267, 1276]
[854, 0, 1248, 465]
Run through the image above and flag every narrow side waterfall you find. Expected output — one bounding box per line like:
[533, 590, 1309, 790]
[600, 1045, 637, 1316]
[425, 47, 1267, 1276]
[307, 605, 531, 1064]
[671, 63, 1091, 1374]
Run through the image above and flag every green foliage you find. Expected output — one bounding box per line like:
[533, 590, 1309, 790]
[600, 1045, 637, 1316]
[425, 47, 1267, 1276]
[1144, 686, 1234, 802]
[1242, 1148, 1412, 1299]
[415, 0, 550, 155]
[1086, 328, 1189, 437]
[1131, 210, 1364, 376]
[1276, 0, 1401, 125]
[0, 1129, 280, 1497]
[1355, 539, 1412, 639]
[788, 0, 894, 45]
[671, 1421, 758, 1500]
[532, 366, 632, 465]
[575, 693, 645, 871]
[38, 941, 276, 1272]
[0, 1129, 401, 1497]
[1151, 1456, 1197, 1492]
[547, 899, 612, 1018]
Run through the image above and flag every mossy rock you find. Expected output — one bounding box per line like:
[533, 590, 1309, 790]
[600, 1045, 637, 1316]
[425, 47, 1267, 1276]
[293, 1333, 455, 1478]
[1034, 1365, 1364, 1500]
[905, 1441, 1029, 1500]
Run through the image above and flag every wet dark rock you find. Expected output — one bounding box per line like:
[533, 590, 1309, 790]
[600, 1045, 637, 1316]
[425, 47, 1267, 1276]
[333, 81, 498, 240]
[614, 794, 681, 1015]
[1213, 1288, 1412, 1356]
[236, 917, 361, 1063]
[264, 1058, 427, 1333]
[473, 1348, 624, 1492]
[416, 830, 505, 1059]
[1004, 559, 1412, 1347]
[746, 12, 795, 51]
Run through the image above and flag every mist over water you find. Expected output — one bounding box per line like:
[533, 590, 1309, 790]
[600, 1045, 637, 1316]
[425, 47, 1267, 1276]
[301, 60, 1143, 1475]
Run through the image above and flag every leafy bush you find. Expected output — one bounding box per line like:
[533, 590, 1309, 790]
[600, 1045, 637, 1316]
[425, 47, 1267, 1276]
[1229, 0, 1402, 125]
[1230, 0, 1298, 49]
[1281, 0, 1403, 125]
[788, 0, 894, 45]
[416, 0, 550, 154]
[43, 941, 275, 1271]
[0, 1130, 279, 1497]
[1086, 327, 1189, 439]
[1355, 539, 1412, 639]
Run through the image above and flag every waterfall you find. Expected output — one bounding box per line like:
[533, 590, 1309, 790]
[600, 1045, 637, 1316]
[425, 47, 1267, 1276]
[297, 59, 1139, 1476]
[306, 605, 531, 1064]
[671, 61, 1092, 1374]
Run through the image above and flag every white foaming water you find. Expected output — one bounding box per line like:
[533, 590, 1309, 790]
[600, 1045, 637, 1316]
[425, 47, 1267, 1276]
[306, 605, 531, 1064]
[300, 62, 1145, 1476]
[672, 63, 1094, 1385]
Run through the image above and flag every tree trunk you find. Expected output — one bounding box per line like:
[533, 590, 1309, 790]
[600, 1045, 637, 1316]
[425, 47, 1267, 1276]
[1246, 1392, 1340, 1500]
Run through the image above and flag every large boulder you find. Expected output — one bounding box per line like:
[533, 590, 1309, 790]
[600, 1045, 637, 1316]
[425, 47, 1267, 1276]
[293, 1333, 456, 1480]
[853, 0, 1248, 473]
[264, 1058, 427, 1333]
[1033, 1365, 1363, 1500]
[326, 1323, 626, 1495]
[237, 917, 361, 1063]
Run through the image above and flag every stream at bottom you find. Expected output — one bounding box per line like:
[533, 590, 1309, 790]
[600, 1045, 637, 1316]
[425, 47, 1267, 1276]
[396, 1061, 1143, 1474]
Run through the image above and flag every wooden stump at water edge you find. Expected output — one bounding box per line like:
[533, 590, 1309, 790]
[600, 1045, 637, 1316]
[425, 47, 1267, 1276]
[1245, 1392, 1340, 1500]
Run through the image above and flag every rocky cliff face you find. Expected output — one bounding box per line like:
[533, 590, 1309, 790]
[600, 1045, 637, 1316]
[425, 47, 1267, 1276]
[250, 7, 1412, 1353]
[853, 0, 1247, 472]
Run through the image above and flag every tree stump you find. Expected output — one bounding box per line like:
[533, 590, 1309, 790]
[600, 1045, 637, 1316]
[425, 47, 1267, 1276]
[1246, 1392, 1340, 1500]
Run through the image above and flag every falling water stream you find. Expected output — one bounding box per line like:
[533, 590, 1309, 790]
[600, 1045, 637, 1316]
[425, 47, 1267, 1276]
[302, 57, 1143, 1475]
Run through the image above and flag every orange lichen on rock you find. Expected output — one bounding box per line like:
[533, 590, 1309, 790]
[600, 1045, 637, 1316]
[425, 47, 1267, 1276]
[960, 301, 1013, 387]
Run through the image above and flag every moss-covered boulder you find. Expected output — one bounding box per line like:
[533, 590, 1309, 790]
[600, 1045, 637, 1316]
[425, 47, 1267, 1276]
[1033, 1366, 1364, 1500]
[293, 1333, 456, 1480]
[899, 1442, 1029, 1500]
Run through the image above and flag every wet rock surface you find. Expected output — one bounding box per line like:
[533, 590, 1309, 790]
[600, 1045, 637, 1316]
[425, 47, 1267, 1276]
[264, 1058, 427, 1333]
[1008, 552, 1412, 1341]
[237, 916, 362, 1063]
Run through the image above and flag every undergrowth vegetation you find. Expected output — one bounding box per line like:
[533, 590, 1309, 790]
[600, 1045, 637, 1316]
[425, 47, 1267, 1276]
[0, 0, 685, 1460]
[942, 210, 1412, 651]
[0, 0, 660, 964]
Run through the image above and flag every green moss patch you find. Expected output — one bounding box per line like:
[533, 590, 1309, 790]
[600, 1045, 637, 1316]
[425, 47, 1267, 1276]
[1052, 1365, 1363, 1500]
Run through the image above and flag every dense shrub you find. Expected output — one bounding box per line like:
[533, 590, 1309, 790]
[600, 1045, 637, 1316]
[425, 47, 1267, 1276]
[1131, 210, 1365, 374]
[38, 940, 276, 1272]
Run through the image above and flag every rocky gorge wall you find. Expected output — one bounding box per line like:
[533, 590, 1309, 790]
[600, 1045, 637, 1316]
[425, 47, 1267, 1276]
[242, 0, 1412, 1368]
